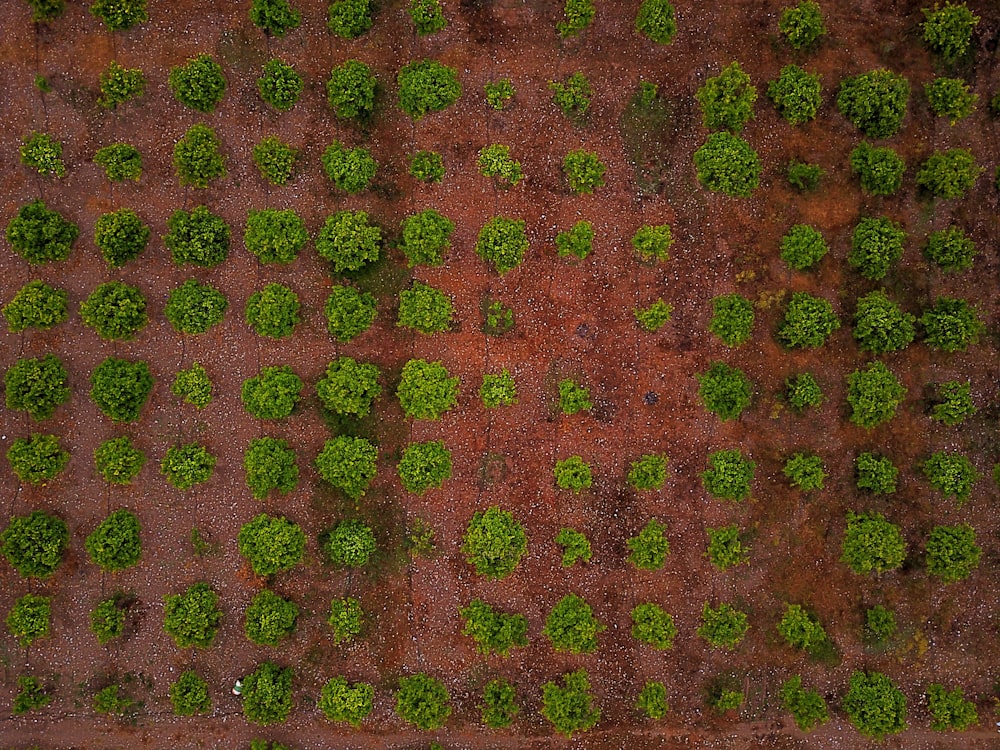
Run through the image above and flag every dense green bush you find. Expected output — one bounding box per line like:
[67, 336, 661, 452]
[315, 210, 381, 274]
[478, 143, 523, 187]
[541, 669, 600, 738]
[244, 438, 298, 499]
[628, 453, 668, 491]
[89, 357, 153, 422]
[925, 77, 977, 124]
[325, 285, 377, 342]
[476, 216, 528, 275]
[319, 676, 373, 726]
[250, 0, 301, 36]
[847, 361, 906, 429]
[396, 358, 458, 419]
[163, 582, 222, 648]
[929, 380, 975, 426]
[841, 512, 906, 574]
[3, 280, 67, 331]
[326, 59, 376, 121]
[920, 297, 983, 352]
[697, 62, 757, 132]
[856, 452, 897, 494]
[246, 284, 299, 338]
[6, 434, 69, 485]
[554, 455, 592, 492]
[923, 451, 977, 504]
[316, 357, 381, 418]
[697, 602, 749, 649]
[843, 671, 906, 739]
[916, 149, 981, 199]
[238, 514, 305, 577]
[787, 160, 823, 191]
[780, 676, 829, 731]
[555, 220, 594, 260]
[634, 299, 673, 332]
[6, 200, 79, 264]
[164, 205, 230, 266]
[696, 362, 752, 420]
[7, 594, 50, 646]
[631, 224, 673, 262]
[636, 0, 676, 44]
[26, 0, 66, 22]
[705, 525, 749, 570]
[636, 681, 668, 720]
[244, 209, 307, 265]
[243, 662, 293, 726]
[19, 131, 65, 177]
[558, 378, 591, 415]
[398, 60, 461, 118]
[252, 136, 297, 186]
[631, 603, 677, 649]
[784, 372, 823, 412]
[462, 507, 527, 579]
[161, 442, 216, 490]
[94, 142, 142, 181]
[165, 280, 228, 335]
[396, 673, 450, 730]
[80, 281, 147, 341]
[169, 54, 226, 112]
[544, 593, 605, 653]
[410, 0, 446, 34]
[5, 354, 69, 421]
[924, 225, 975, 272]
[258, 59, 302, 111]
[481, 678, 518, 728]
[836, 69, 910, 139]
[322, 141, 377, 193]
[327, 597, 363, 642]
[767, 65, 821, 124]
[850, 216, 906, 280]
[926, 523, 980, 583]
[90, 0, 147, 29]
[95, 436, 146, 484]
[779, 224, 827, 271]
[926, 683, 977, 730]
[778, 1, 825, 49]
[709, 293, 754, 347]
[555, 528, 592, 567]
[484, 78, 515, 109]
[85, 509, 141, 571]
[557, 0, 594, 37]
[98, 60, 146, 108]
[549, 71, 592, 121]
[777, 603, 829, 653]
[399, 209, 454, 267]
[850, 142, 905, 196]
[1, 510, 67, 578]
[459, 598, 528, 656]
[14, 675, 52, 714]
[169, 671, 211, 716]
[852, 290, 915, 354]
[693, 132, 761, 197]
[397, 282, 453, 333]
[409, 149, 444, 182]
[315, 437, 378, 499]
[94, 208, 149, 267]
[90, 596, 126, 643]
[864, 604, 896, 643]
[563, 150, 605, 194]
[398, 440, 452, 494]
[783, 452, 826, 491]
[627, 519, 670, 570]
[479, 370, 517, 408]
[922, 1, 979, 63]
[328, 0, 372, 37]
[703, 450, 755, 501]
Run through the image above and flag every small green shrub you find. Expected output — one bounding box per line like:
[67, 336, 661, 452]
[636, 0, 677, 44]
[696, 362, 752, 421]
[549, 71, 592, 122]
[631, 603, 676, 649]
[850, 142, 905, 196]
[410, 0, 446, 34]
[926, 683, 978, 730]
[929, 380, 975, 426]
[924, 225, 975, 272]
[922, 1, 979, 64]
[3, 280, 67, 331]
[555, 528, 591, 567]
[164, 205, 230, 267]
[245, 209, 307, 264]
[161, 442, 216, 490]
[702, 449, 755, 501]
[842, 671, 907, 740]
[846, 361, 906, 429]
[783, 453, 826, 491]
[697, 602, 749, 649]
[916, 148, 981, 199]
[316, 356, 381, 418]
[554, 455, 592, 492]
[631, 224, 673, 262]
[89, 357, 153, 422]
[399, 209, 454, 267]
[95, 436, 146, 483]
[322, 141, 376, 194]
[555, 220, 593, 260]
[246, 283, 299, 338]
[6, 434, 69, 485]
[778, 1, 825, 49]
[6, 200, 78, 263]
[238, 514, 305, 577]
[696, 62, 757, 132]
[92, 684, 132, 716]
[94, 208, 149, 267]
[636, 681, 668, 719]
[165, 280, 228, 335]
[258, 58, 302, 111]
[461, 507, 527, 579]
[852, 289, 915, 354]
[780, 224, 827, 271]
[541, 669, 600, 738]
[459, 599, 528, 656]
[705, 525, 749, 570]
[169, 54, 226, 112]
[5, 354, 70, 421]
[328, 0, 372, 38]
[242, 662, 293, 726]
[856, 452, 897, 494]
[482, 298, 514, 335]
[315, 210, 381, 274]
[319, 676, 373, 726]
[478, 143, 523, 187]
[558, 378, 591, 414]
[170, 671, 211, 716]
[836, 69, 910, 139]
[98, 60, 146, 108]
[26, 0, 66, 22]
[780, 676, 829, 731]
[784, 372, 823, 412]
[558, 0, 594, 37]
[398, 440, 452, 494]
[778, 292, 840, 349]
[163, 582, 221, 648]
[481, 679, 518, 728]
[252, 136, 297, 186]
[94, 142, 142, 181]
[90, 0, 147, 30]
[396, 673, 451, 730]
[479, 369, 517, 408]
[777, 603, 829, 653]
[544, 593, 605, 653]
[7, 594, 50, 646]
[409, 150, 444, 182]
[693, 132, 761, 197]
[627, 453, 667, 491]
[250, 0, 301, 36]
[634, 299, 673, 331]
[85, 509, 141, 571]
[20, 131, 65, 177]
[14, 675, 52, 714]
[787, 160, 823, 191]
[709, 293, 754, 347]
[925, 77, 977, 124]
[864, 604, 896, 643]
[315, 437, 378, 499]
[1, 510, 67, 578]
[398, 60, 461, 119]
[244, 437, 298, 500]
[484, 78, 515, 109]
[920, 296, 984, 352]
[926, 523, 980, 583]
[397, 281, 453, 334]
[563, 150, 605, 194]
[80, 281, 147, 341]
[396, 358, 458, 419]
[923, 451, 977, 504]
[476, 216, 528, 275]
[841, 512, 906, 575]
[327, 596, 363, 643]
[406, 518, 436, 558]
[627, 519, 670, 570]
[767, 65, 821, 124]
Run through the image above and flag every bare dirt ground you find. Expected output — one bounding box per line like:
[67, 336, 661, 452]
[1, 0, 999, 748]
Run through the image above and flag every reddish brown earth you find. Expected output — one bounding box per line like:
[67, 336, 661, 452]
[1, 0, 1000, 748]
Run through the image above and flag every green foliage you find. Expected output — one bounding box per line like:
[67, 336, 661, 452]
[5, 354, 69, 421]
[322, 141, 377, 194]
[924, 225, 975, 272]
[327, 0, 372, 38]
[98, 60, 146, 108]
[93, 684, 131, 715]
[26, 0, 65, 22]
[634, 298, 673, 331]
[163, 583, 221, 648]
[6, 594, 50, 646]
[558, 0, 594, 37]
[90, 596, 125, 643]
[709, 294, 754, 347]
[926, 684, 978, 730]
[246, 283, 299, 338]
[853, 289, 915, 354]
[85, 509, 141, 571]
[410, 0, 448, 34]
[703, 449, 755, 502]
[3, 280, 67, 331]
[326, 59, 376, 121]
[94, 142, 142, 182]
[783, 453, 826, 491]
[478, 143, 523, 187]
[787, 160, 823, 191]
[250, 0, 301, 36]
[398, 60, 461, 119]
[541, 669, 600, 738]
[636, 681, 668, 719]
[479, 369, 517, 408]
[777, 603, 829, 652]
[399, 209, 454, 267]
[20, 131, 65, 177]
[245, 589, 298, 646]
[780, 224, 827, 271]
[316, 210, 381, 274]
[242, 366, 301, 419]
[161, 442, 216, 490]
[780, 676, 829, 731]
[238, 514, 305, 577]
[398, 440, 452, 494]
[846, 361, 906, 429]
[836, 69, 910, 139]
[785, 372, 823, 412]
[319, 676, 374, 727]
[558, 378, 591, 415]
[709, 686, 744, 713]
[856, 452, 897, 494]
[406, 517, 437, 558]
[563, 150, 605, 194]
[628, 453, 668, 491]
[94, 208, 149, 267]
[920, 297, 984, 352]
[555, 528, 591, 567]
[778, 292, 840, 348]
[396, 673, 451, 730]
[549, 71, 592, 122]
[164, 205, 230, 267]
[476, 216, 528, 275]
[89, 357, 153, 422]
[916, 148, 981, 199]
[631, 603, 677, 649]
[243, 662, 293, 726]
[696, 361, 752, 421]
[169, 54, 226, 112]
[315, 437, 378, 499]
[930, 380, 975, 426]
[244, 209, 307, 265]
[316, 357, 381, 419]
[696, 61, 757, 132]
[484, 78, 515, 109]
[841, 512, 906, 575]
[95, 436, 146, 484]
[627, 519, 670, 570]
[170, 671, 210, 716]
[482, 298, 514, 335]
[1, 510, 67, 578]
[926, 523, 980, 583]
[325, 518, 377, 568]
[693, 132, 761, 197]
[397, 282, 453, 334]
[481, 679, 518, 728]
[90, 0, 147, 29]
[462, 507, 527, 579]
[252, 136, 297, 186]
[409, 150, 444, 182]
[80, 281, 147, 340]
[327, 597, 363, 643]
[6, 200, 78, 264]
[632, 225, 674, 264]
[325, 286, 377, 342]
[850, 142, 905, 196]
[459, 599, 528, 656]
[922, 2, 979, 63]
[778, 1, 825, 49]
[165, 281, 228, 336]
[843, 671, 907, 739]
[554, 455, 592, 492]
[697, 602, 749, 649]
[14, 675, 51, 714]
[925, 77, 977, 124]
[244, 438, 297, 500]
[923, 451, 977, 504]
[706, 525, 749, 570]
[257, 59, 302, 111]
[864, 604, 896, 643]
[555, 220, 593, 260]
[636, 0, 676, 44]
[396, 358, 458, 420]
[767, 65, 821, 124]
[6, 434, 69, 485]
[544, 593, 605, 653]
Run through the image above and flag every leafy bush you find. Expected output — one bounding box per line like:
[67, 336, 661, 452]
[850, 216, 906, 280]
[328, 0, 372, 38]
[929, 380, 975, 426]
[6, 434, 69, 485]
[563, 150, 605, 194]
[549, 71, 591, 121]
[245, 209, 307, 264]
[696, 62, 757, 132]
[98, 60, 145, 108]
[696, 362, 752, 421]
[693, 132, 761, 197]
[476, 216, 528, 275]
[90, 357, 153, 422]
[398, 60, 461, 119]
[558, 378, 591, 415]
[836, 69, 910, 139]
[631, 223, 674, 263]
[398, 440, 452, 494]
[90, 0, 146, 29]
[926, 683, 978, 730]
[558, 0, 594, 37]
[1, 510, 67, 578]
[850, 142, 905, 196]
[80, 281, 147, 341]
[396, 673, 450, 730]
[484, 78, 515, 109]
[316, 357, 381, 419]
[397, 358, 458, 419]
[5, 354, 69, 421]
[920, 297, 983, 352]
[554, 455, 592, 492]
[315, 210, 381, 274]
[327, 597, 363, 643]
[326, 59, 376, 121]
[697, 602, 749, 649]
[90, 596, 126, 643]
[161, 442, 216, 490]
[779, 224, 827, 271]
[631, 603, 677, 649]
[478, 143, 523, 187]
[94, 142, 142, 181]
[922, 1, 979, 63]
[3, 280, 67, 331]
[627, 519, 670, 570]
[778, 292, 840, 349]
[7, 594, 50, 646]
[92, 684, 132, 715]
[767, 65, 821, 124]
[841, 512, 906, 574]
[410, 0, 446, 34]
[787, 160, 823, 191]
[459, 599, 528, 656]
[636, 681, 668, 719]
[95, 436, 146, 483]
[628, 453, 667, 491]
[94, 208, 149, 267]
[244, 438, 298, 499]
[478, 370, 517, 409]
[250, 0, 301, 36]
[846, 361, 906, 429]
[85, 509, 141, 571]
[636, 0, 676, 44]
[462, 507, 527, 579]
[555, 528, 591, 567]
[784, 372, 823, 412]
[864, 604, 896, 643]
[925, 77, 977, 124]
[258, 59, 302, 111]
[165, 280, 228, 335]
[842, 671, 907, 739]
[169, 54, 226, 112]
[634, 298, 673, 331]
[856, 452, 897, 494]
[922, 451, 977, 504]
[170, 671, 210, 716]
[780, 676, 829, 731]
[705, 525, 749, 570]
[14, 675, 51, 714]
[399, 209, 454, 267]
[252, 136, 297, 186]
[544, 594, 605, 653]
[163, 583, 221, 648]
[315, 437, 378, 499]
[409, 150, 444, 182]
[926, 523, 980, 583]
[783, 453, 826, 491]
[19, 131, 65, 177]
[243, 662, 293, 726]
[541, 669, 600, 738]
[319, 676, 373, 726]
[397, 282, 453, 334]
[246, 284, 299, 338]
[777, 603, 829, 652]
[26, 0, 65, 22]
[322, 141, 377, 194]
[164, 205, 230, 267]
[709, 293, 754, 347]
[555, 220, 594, 260]
[852, 289, 915, 354]
[238, 514, 305, 576]
[325, 519, 376, 568]
[778, 1, 825, 49]
[481, 679, 518, 728]
[6, 200, 78, 263]
[924, 225, 975, 272]
[916, 148, 981, 199]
